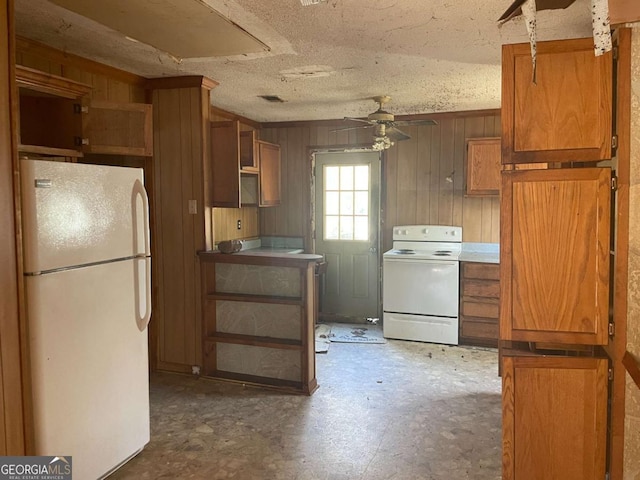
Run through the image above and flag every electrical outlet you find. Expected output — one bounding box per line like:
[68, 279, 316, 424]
[237, 219, 242, 230]
[188, 200, 197, 215]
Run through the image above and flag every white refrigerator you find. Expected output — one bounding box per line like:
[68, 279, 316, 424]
[21, 159, 152, 479]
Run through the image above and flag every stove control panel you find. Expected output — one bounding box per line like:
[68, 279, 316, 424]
[393, 225, 462, 242]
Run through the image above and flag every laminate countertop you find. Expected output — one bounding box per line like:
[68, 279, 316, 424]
[459, 243, 500, 264]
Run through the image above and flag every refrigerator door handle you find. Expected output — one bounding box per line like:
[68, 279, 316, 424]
[132, 179, 152, 331]
[134, 256, 152, 332]
[132, 179, 151, 257]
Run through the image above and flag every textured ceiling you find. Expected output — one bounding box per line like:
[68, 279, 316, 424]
[14, 0, 594, 122]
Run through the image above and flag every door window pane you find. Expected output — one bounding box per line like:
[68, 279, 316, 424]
[340, 166, 354, 190]
[354, 165, 369, 190]
[323, 164, 369, 241]
[340, 192, 353, 215]
[325, 216, 339, 240]
[325, 192, 339, 215]
[325, 166, 340, 190]
[354, 191, 368, 215]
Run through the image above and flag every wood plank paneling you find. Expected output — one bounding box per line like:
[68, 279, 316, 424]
[0, 0, 27, 455]
[259, 111, 501, 250]
[16, 38, 146, 108]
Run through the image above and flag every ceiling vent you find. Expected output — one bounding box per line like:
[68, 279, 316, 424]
[259, 95, 286, 103]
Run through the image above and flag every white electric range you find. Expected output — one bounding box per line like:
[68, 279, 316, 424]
[383, 225, 462, 344]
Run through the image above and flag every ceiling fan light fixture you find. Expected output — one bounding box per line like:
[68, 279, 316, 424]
[372, 136, 393, 151]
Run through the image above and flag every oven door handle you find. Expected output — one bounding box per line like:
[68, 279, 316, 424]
[383, 258, 459, 267]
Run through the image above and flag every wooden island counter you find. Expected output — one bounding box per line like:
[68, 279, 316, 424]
[199, 250, 323, 395]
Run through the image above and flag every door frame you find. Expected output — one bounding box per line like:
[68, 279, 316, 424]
[307, 145, 384, 319]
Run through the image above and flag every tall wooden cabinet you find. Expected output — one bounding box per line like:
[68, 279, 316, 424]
[147, 76, 217, 373]
[500, 36, 617, 480]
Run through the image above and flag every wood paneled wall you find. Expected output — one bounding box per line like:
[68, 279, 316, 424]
[15, 37, 146, 104]
[0, 0, 27, 455]
[260, 111, 501, 251]
[150, 82, 212, 372]
[213, 207, 259, 243]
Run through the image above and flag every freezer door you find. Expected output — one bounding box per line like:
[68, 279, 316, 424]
[27, 260, 150, 480]
[21, 159, 149, 273]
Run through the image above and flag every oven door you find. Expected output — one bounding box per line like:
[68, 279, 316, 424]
[383, 257, 459, 317]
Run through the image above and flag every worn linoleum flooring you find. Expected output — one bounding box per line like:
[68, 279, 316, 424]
[112, 340, 502, 480]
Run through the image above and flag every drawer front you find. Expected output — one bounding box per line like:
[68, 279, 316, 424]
[462, 262, 500, 280]
[460, 317, 499, 340]
[463, 279, 500, 298]
[462, 300, 499, 319]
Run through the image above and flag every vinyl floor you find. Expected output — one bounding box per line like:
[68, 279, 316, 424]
[112, 339, 502, 480]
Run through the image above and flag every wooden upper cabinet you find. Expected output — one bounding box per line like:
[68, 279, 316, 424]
[258, 140, 281, 207]
[16, 65, 153, 157]
[210, 120, 241, 207]
[500, 167, 611, 345]
[501, 38, 613, 164]
[17, 66, 89, 157]
[210, 121, 281, 208]
[502, 355, 608, 480]
[466, 137, 501, 195]
[240, 130, 259, 172]
[81, 101, 152, 156]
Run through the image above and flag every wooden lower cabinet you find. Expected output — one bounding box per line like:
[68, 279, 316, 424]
[460, 262, 499, 347]
[502, 355, 608, 480]
[199, 252, 321, 395]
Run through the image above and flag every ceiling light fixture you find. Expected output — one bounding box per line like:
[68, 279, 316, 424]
[372, 137, 393, 151]
[300, 0, 325, 5]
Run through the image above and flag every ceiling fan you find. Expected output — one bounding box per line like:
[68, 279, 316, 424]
[333, 96, 437, 150]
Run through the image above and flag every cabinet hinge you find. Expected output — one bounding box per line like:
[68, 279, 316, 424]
[613, 46, 619, 61]
[611, 176, 618, 192]
[611, 134, 618, 149]
[73, 103, 89, 114]
[608, 322, 615, 336]
[608, 368, 614, 381]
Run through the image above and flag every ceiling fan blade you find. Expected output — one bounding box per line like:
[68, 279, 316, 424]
[330, 125, 374, 133]
[343, 117, 373, 125]
[394, 119, 438, 127]
[386, 127, 411, 142]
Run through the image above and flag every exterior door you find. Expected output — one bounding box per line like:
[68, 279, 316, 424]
[315, 151, 380, 319]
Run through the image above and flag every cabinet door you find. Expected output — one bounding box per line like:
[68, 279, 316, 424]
[500, 168, 610, 345]
[82, 101, 153, 156]
[502, 38, 612, 164]
[240, 130, 258, 171]
[210, 120, 241, 207]
[258, 140, 281, 207]
[466, 137, 501, 195]
[502, 356, 608, 480]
